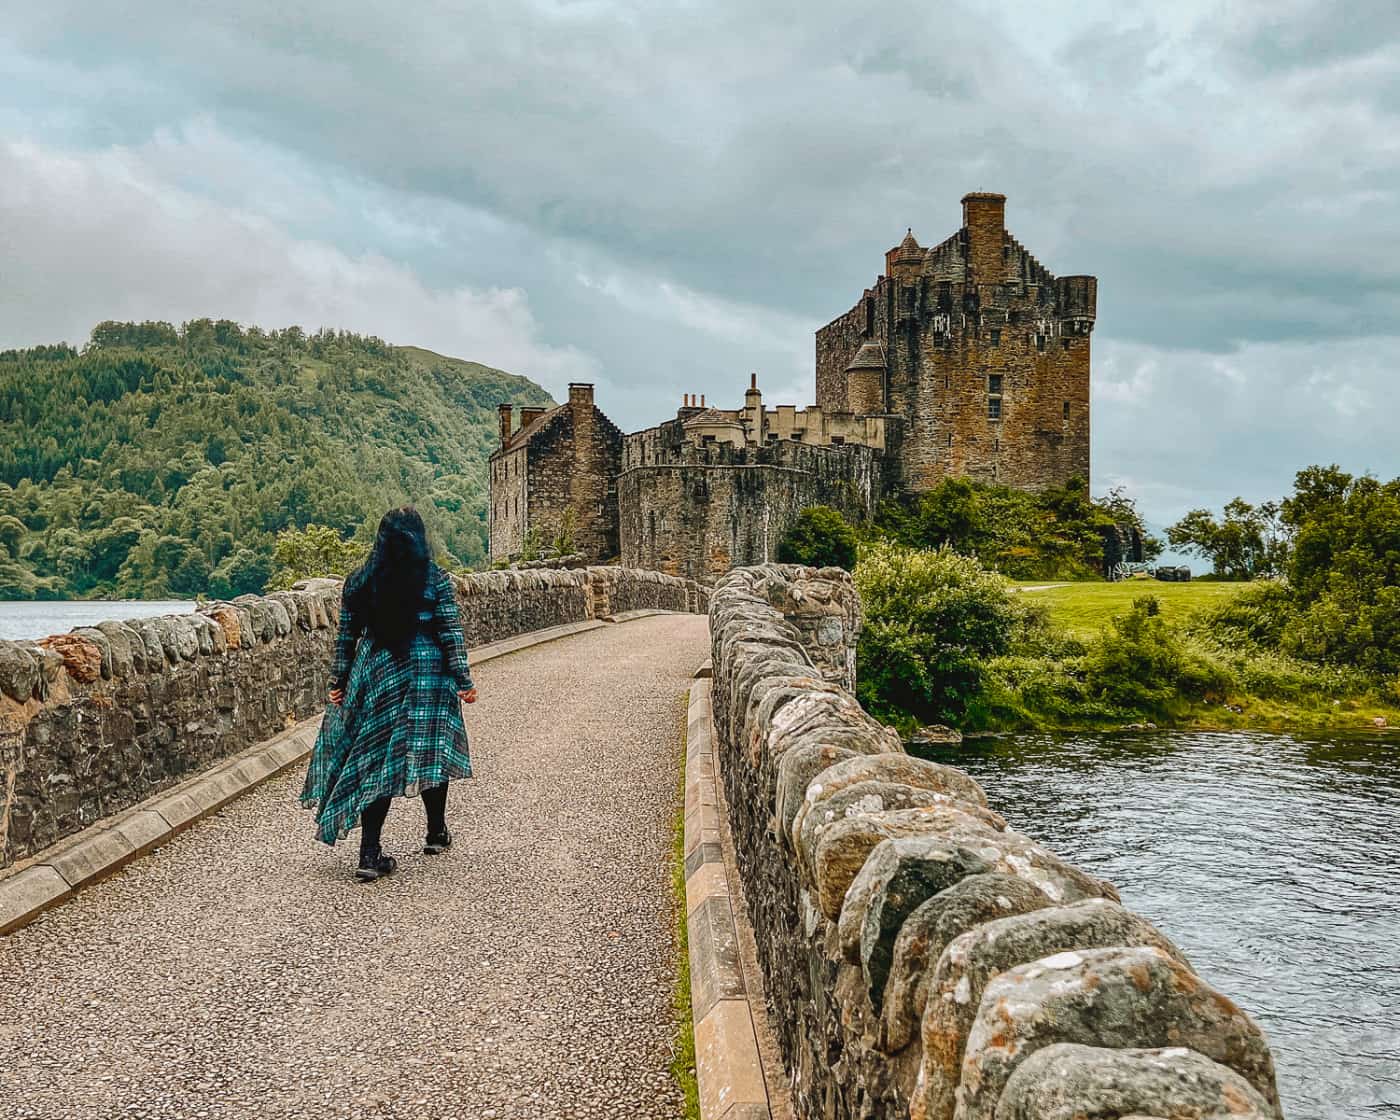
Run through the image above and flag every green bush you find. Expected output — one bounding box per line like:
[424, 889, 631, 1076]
[1082, 595, 1234, 716]
[854, 541, 1021, 727]
[268, 524, 366, 590]
[1191, 580, 1296, 651]
[777, 506, 859, 571]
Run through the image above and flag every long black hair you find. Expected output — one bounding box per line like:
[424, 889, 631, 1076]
[343, 506, 432, 650]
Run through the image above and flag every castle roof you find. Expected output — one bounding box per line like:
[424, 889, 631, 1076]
[682, 407, 740, 428]
[491, 402, 566, 457]
[891, 228, 924, 263]
[844, 341, 887, 372]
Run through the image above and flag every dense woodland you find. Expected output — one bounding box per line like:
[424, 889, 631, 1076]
[0, 320, 553, 600]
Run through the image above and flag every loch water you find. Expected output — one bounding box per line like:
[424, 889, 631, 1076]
[0, 600, 194, 642]
[916, 730, 1400, 1119]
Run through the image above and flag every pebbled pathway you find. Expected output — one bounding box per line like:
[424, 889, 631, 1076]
[0, 613, 709, 1120]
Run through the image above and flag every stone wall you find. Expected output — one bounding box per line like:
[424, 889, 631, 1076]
[709, 564, 1282, 1120]
[618, 442, 880, 586]
[0, 566, 704, 870]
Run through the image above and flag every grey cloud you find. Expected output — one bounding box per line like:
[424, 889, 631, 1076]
[3, 1, 1400, 522]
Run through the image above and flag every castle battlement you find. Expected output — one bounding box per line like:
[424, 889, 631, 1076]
[490, 192, 1095, 582]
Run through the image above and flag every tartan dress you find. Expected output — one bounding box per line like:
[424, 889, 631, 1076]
[300, 565, 475, 844]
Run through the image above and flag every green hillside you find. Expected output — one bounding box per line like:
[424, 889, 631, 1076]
[0, 320, 554, 600]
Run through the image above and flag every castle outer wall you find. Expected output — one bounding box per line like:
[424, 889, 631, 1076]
[618, 440, 878, 584]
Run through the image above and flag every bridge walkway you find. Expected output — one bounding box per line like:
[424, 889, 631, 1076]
[0, 613, 709, 1120]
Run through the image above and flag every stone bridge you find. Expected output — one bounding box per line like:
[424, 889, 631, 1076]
[0, 566, 1282, 1119]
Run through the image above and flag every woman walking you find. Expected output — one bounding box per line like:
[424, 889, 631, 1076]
[301, 506, 477, 881]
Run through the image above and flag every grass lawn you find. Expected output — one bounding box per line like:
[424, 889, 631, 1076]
[1008, 577, 1254, 641]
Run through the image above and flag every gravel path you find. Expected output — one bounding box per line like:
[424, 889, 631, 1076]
[0, 614, 708, 1120]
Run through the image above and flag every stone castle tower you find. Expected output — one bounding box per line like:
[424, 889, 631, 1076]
[489, 192, 1096, 580]
[815, 192, 1094, 492]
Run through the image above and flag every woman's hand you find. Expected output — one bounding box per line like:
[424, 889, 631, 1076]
[459, 687, 478, 705]
[328, 688, 345, 705]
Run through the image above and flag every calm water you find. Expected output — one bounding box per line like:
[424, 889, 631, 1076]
[917, 731, 1400, 1119]
[0, 600, 193, 642]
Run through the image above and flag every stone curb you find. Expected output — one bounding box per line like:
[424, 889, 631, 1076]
[0, 615, 640, 937]
[684, 674, 773, 1120]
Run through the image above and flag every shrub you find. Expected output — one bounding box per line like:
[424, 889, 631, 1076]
[1082, 595, 1234, 716]
[777, 506, 860, 571]
[854, 541, 1021, 726]
[1191, 580, 1297, 651]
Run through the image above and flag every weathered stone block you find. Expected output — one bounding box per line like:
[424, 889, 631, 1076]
[995, 1043, 1275, 1120]
[71, 628, 113, 679]
[836, 836, 994, 1008]
[810, 804, 1005, 919]
[797, 782, 1006, 884]
[36, 634, 102, 685]
[947, 946, 1279, 1120]
[0, 641, 40, 700]
[879, 872, 1050, 1054]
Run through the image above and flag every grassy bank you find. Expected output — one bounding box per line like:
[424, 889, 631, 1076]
[1008, 578, 1254, 641]
[852, 542, 1400, 737]
[986, 580, 1400, 733]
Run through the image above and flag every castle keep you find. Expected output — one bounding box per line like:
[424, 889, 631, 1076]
[490, 192, 1096, 582]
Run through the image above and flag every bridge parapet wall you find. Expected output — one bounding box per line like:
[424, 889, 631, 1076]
[0, 567, 704, 871]
[709, 564, 1282, 1120]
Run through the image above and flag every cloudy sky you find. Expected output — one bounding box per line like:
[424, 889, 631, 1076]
[2, 1, 1398, 526]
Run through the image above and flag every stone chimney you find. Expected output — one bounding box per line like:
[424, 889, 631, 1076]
[568, 383, 594, 411]
[519, 406, 546, 430]
[744, 374, 763, 444]
[497, 403, 513, 446]
[962, 192, 1007, 286]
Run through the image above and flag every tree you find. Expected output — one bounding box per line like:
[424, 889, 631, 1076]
[777, 506, 859, 571]
[0, 515, 24, 559]
[270, 524, 366, 589]
[210, 548, 272, 599]
[1166, 498, 1286, 579]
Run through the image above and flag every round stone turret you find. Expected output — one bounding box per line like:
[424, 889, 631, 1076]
[885, 228, 925, 282]
[844, 341, 886, 415]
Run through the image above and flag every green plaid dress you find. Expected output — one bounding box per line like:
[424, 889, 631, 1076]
[301, 565, 475, 844]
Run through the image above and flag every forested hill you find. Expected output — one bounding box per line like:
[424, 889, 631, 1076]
[0, 320, 555, 600]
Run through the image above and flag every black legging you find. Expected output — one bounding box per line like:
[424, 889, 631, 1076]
[359, 784, 449, 854]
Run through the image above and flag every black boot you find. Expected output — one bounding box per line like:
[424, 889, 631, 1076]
[355, 845, 398, 882]
[423, 829, 452, 855]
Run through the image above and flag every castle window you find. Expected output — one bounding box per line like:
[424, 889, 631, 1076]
[1063, 400, 1071, 421]
[1036, 334, 1046, 352]
[988, 374, 1003, 395]
[988, 396, 1002, 421]
[947, 433, 953, 448]
[990, 329, 1001, 346]
[1061, 338, 1071, 351]
[864, 297, 875, 337]
[830, 436, 845, 446]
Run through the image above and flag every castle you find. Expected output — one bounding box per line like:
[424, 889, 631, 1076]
[489, 192, 1096, 583]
